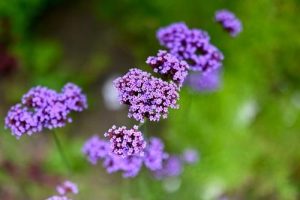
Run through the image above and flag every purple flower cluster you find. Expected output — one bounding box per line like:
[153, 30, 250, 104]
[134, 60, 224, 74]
[114, 68, 179, 122]
[153, 155, 183, 179]
[5, 83, 87, 138]
[104, 125, 146, 157]
[56, 180, 78, 195]
[182, 149, 199, 164]
[144, 137, 169, 171]
[157, 22, 224, 74]
[215, 9, 242, 37]
[46, 180, 78, 200]
[82, 136, 168, 178]
[82, 135, 110, 165]
[146, 50, 189, 86]
[187, 69, 221, 91]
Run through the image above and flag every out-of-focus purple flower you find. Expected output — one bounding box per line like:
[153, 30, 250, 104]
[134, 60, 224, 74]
[182, 149, 199, 164]
[104, 125, 146, 157]
[114, 68, 179, 122]
[4, 104, 42, 138]
[146, 50, 189, 86]
[186, 69, 221, 91]
[5, 83, 87, 138]
[144, 137, 169, 171]
[157, 22, 223, 74]
[215, 9, 242, 37]
[61, 83, 88, 112]
[82, 135, 110, 165]
[56, 180, 78, 195]
[103, 154, 143, 178]
[153, 155, 183, 179]
[46, 196, 70, 200]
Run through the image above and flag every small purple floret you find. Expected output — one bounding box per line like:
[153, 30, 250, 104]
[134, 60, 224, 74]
[215, 9, 242, 37]
[144, 137, 168, 171]
[82, 135, 110, 165]
[187, 69, 221, 91]
[182, 149, 199, 164]
[56, 180, 78, 195]
[153, 155, 183, 179]
[146, 50, 189, 86]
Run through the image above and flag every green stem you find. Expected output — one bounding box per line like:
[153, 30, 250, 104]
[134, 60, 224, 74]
[52, 131, 71, 172]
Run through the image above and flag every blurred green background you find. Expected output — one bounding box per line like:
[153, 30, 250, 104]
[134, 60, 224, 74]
[0, 0, 300, 199]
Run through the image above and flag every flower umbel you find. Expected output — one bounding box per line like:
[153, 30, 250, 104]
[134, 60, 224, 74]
[104, 125, 146, 157]
[146, 50, 189, 86]
[215, 9, 242, 37]
[5, 83, 87, 138]
[114, 68, 179, 122]
[157, 22, 224, 74]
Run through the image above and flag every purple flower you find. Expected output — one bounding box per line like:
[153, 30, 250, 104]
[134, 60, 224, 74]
[4, 104, 42, 138]
[153, 155, 183, 179]
[186, 69, 221, 91]
[61, 83, 88, 112]
[157, 22, 224, 74]
[56, 180, 78, 195]
[103, 154, 143, 178]
[146, 50, 189, 86]
[182, 149, 199, 164]
[82, 135, 110, 165]
[104, 125, 146, 157]
[144, 137, 168, 171]
[46, 196, 71, 200]
[114, 68, 179, 122]
[5, 83, 87, 138]
[215, 9, 242, 37]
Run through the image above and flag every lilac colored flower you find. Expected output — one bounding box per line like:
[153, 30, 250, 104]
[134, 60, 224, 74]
[56, 180, 78, 195]
[4, 104, 42, 138]
[103, 154, 143, 178]
[182, 149, 199, 164]
[104, 125, 146, 157]
[114, 68, 179, 122]
[153, 156, 183, 179]
[5, 83, 87, 138]
[146, 50, 189, 86]
[215, 9, 242, 37]
[82, 135, 110, 164]
[22, 86, 58, 109]
[61, 83, 88, 112]
[187, 69, 221, 91]
[157, 22, 224, 74]
[144, 137, 168, 171]
[46, 196, 71, 200]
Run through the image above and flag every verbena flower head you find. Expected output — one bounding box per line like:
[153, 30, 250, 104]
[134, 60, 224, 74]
[182, 149, 199, 164]
[114, 68, 179, 122]
[61, 83, 88, 112]
[187, 69, 220, 91]
[153, 155, 183, 179]
[82, 135, 110, 165]
[4, 104, 42, 138]
[104, 125, 146, 157]
[157, 22, 224, 74]
[103, 154, 143, 178]
[56, 180, 78, 195]
[46, 196, 71, 200]
[215, 9, 242, 37]
[5, 83, 87, 138]
[144, 137, 169, 171]
[146, 50, 189, 86]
